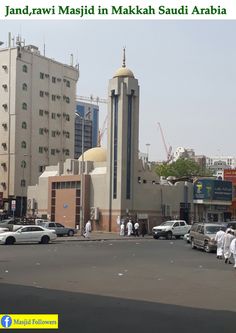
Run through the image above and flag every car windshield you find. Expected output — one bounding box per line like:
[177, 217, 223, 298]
[205, 226, 226, 234]
[161, 221, 174, 226]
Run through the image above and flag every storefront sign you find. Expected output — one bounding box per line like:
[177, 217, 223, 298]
[194, 179, 232, 202]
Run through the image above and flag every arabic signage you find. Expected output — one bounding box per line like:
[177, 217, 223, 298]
[194, 179, 232, 201]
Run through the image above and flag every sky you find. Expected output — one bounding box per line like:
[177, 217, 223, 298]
[1, 20, 236, 161]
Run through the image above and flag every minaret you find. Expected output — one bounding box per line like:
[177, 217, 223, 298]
[106, 49, 140, 231]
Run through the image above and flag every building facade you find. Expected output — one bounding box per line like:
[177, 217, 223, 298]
[75, 100, 99, 158]
[0, 39, 79, 215]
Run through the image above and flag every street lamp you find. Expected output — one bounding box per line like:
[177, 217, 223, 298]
[75, 113, 84, 235]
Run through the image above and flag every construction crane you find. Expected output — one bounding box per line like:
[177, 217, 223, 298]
[97, 115, 108, 147]
[157, 122, 173, 162]
[76, 95, 108, 104]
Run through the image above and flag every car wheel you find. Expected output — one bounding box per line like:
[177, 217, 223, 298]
[204, 242, 211, 253]
[191, 239, 196, 249]
[166, 232, 172, 240]
[5, 237, 15, 245]
[41, 236, 50, 244]
[68, 230, 74, 237]
[175, 235, 180, 239]
[153, 235, 159, 239]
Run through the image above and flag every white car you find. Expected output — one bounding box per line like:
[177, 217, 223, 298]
[0, 227, 9, 233]
[152, 220, 191, 240]
[0, 225, 57, 245]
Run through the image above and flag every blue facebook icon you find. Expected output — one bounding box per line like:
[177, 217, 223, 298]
[1, 315, 12, 328]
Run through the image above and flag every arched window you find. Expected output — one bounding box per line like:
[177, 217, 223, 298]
[22, 121, 27, 129]
[21, 160, 26, 168]
[22, 83, 27, 91]
[22, 65, 28, 73]
[22, 103, 27, 110]
[21, 141, 26, 149]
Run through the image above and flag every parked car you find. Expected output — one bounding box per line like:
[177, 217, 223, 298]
[0, 225, 57, 245]
[224, 221, 236, 230]
[39, 222, 76, 237]
[0, 218, 25, 231]
[190, 223, 227, 253]
[152, 220, 191, 240]
[0, 227, 9, 233]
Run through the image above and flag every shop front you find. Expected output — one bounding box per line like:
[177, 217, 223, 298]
[193, 178, 232, 222]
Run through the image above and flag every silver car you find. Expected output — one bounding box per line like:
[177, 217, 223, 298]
[190, 223, 226, 253]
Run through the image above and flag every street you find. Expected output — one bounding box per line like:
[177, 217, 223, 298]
[0, 238, 236, 332]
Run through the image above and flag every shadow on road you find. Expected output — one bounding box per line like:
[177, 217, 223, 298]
[0, 283, 235, 333]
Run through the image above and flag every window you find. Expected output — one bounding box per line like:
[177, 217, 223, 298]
[39, 109, 44, 116]
[52, 77, 56, 83]
[180, 222, 186, 226]
[21, 160, 26, 168]
[39, 165, 45, 173]
[49, 223, 55, 227]
[173, 222, 180, 227]
[40, 72, 44, 79]
[51, 131, 56, 137]
[22, 121, 27, 129]
[66, 115, 70, 121]
[22, 65, 27, 73]
[66, 97, 70, 104]
[39, 128, 44, 135]
[51, 113, 56, 119]
[39, 91, 44, 97]
[66, 132, 70, 138]
[22, 83, 27, 91]
[39, 147, 44, 153]
[21, 141, 26, 149]
[51, 149, 55, 155]
[22, 103, 27, 110]
[52, 95, 56, 101]
[66, 80, 70, 88]
[21, 179, 26, 187]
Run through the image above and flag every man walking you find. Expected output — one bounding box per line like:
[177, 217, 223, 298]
[126, 220, 133, 236]
[223, 229, 234, 264]
[230, 232, 236, 269]
[134, 221, 140, 237]
[84, 220, 92, 238]
[214, 227, 225, 259]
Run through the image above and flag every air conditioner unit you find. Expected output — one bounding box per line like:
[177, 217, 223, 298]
[44, 128, 48, 133]
[2, 84, 7, 89]
[45, 92, 49, 96]
[1, 182, 6, 189]
[44, 147, 48, 152]
[1, 142, 7, 148]
[1, 162, 6, 168]
[56, 131, 60, 135]
[45, 74, 49, 78]
[2, 65, 7, 70]
[2, 104, 7, 109]
[57, 113, 61, 117]
[44, 110, 49, 115]
[56, 96, 61, 100]
[56, 149, 60, 153]
[2, 123, 7, 129]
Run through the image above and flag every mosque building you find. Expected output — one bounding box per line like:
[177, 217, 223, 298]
[27, 51, 193, 231]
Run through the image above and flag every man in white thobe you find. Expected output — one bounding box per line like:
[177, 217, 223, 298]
[127, 220, 133, 236]
[223, 229, 234, 264]
[230, 234, 236, 269]
[120, 222, 125, 236]
[84, 220, 92, 238]
[215, 228, 225, 259]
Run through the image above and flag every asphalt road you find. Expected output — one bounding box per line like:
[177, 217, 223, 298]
[0, 238, 236, 332]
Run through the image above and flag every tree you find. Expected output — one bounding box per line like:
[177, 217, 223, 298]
[155, 158, 213, 179]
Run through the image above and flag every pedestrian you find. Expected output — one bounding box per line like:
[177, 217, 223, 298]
[230, 232, 236, 269]
[214, 227, 225, 259]
[140, 222, 147, 237]
[84, 220, 92, 238]
[223, 229, 234, 264]
[120, 221, 125, 236]
[126, 219, 133, 236]
[134, 221, 140, 237]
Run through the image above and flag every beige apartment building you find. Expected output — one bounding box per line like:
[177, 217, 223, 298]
[0, 38, 79, 214]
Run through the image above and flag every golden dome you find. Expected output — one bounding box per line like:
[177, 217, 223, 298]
[113, 67, 134, 78]
[78, 147, 107, 162]
[113, 48, 135, 78]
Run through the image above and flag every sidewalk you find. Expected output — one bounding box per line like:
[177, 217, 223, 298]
[56, 232, 152, 242]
